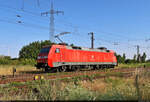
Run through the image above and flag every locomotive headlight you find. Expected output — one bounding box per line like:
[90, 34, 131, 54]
[37, 56, 41, 59]
[44, 56, 48, 58]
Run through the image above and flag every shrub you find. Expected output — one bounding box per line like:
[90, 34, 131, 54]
[19, 40, 53, 60]
[26, 80, 98, 101]
[98, 83, 137, 100]
[0, 57, 36, 65]
[19, 59, 36, 65]
[0, 58, 10, 64]
[64, 85, 97, 101]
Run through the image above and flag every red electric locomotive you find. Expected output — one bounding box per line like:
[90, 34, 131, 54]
[36, 44, 117, 72]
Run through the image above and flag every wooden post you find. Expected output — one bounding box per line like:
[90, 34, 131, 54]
[135, 71, 142, 101]
[12, 67, 16, 77]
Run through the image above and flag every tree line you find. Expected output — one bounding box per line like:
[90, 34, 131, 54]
[19, 40, 53, 60]
[115, 52, 148, 64]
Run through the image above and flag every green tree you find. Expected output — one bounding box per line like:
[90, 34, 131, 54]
[122, 53, 126, 63]
[70, 43, 74, 47]
[125, 59, 133, 64]
[137, 54, 141, 63]
[141, 52, 146, 63]
[133, 54, 137, 63]
[115, 53, 124, 63]
[19, 40, 53, 60]
[133, 54, 136, 61]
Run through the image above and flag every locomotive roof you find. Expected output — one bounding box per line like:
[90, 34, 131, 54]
[42, 44, 112, 53]
[66, 45, 110, 53]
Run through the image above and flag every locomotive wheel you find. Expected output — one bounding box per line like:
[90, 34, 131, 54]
[91, 65, 97, 70]
[73, 66, 80, 71]
[91, 66, 95, 70]
[58, 66, 67, 72]
[75, 67, 80, 72]
[71, 66, 77, 71]
[44, 67, 49, 72]
[58, 68, 62, 72]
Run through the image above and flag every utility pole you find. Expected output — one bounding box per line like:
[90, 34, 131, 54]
[136, 45, 140, 61]
[88, 32, 94, 49]
[41, 0, 64, 42]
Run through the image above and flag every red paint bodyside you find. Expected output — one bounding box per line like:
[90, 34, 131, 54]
[47, 45, 117, 68]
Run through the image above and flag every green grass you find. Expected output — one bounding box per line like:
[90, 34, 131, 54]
[117, 63, 150, 68]
[0, 76, 149, 101]
[105, 72, 124, 77]
[0, 58, 36, 66]
[8, 82, 25, 87]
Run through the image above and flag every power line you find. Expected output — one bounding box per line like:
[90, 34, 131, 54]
[1, 2, 149, 42]
[0, 4, 50, 25]
[0, 1, 149, 48]
[0, 18, 48, 30]
[97, 30, 135, 41]
[0, 17, 65, 33]
[0, 4, 82, 37]
[0, 1, 73, 37]
[75, 24, 149, 43]
[0, 4, 47, 19]
[0, 8, 50, 27]
[69, 24, 133, 41]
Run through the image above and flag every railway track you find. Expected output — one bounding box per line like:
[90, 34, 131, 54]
[0, 67, 149, 84]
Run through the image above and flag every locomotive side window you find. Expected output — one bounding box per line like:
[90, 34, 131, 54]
[55, 48, 60, 53]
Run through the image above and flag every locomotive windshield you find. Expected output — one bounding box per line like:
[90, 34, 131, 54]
[40, 47, 51, 53]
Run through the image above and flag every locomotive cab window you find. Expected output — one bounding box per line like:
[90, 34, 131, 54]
[55, 48, 60, 53]
[40, 47, 51, 53]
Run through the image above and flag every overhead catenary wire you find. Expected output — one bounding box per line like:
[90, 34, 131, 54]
[0, 2, 77, 42]
[0, 6, 70, 31]
[0, 11, 148, 52]
[0, 2, 149, 46]
[0, 3, 138, 43]
[0, 4, 48, 19]
[0, 2, 149, 43]
[0, 7, 72, 36]
[0, 18, 64, 33]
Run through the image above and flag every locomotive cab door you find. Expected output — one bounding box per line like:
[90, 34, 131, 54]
[55, 48, 66, 67]
[55, 48, 61, 62]
[55, 48, 65, 62]
[60, 48, 65, 63]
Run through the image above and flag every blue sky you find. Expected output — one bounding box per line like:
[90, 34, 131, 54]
[0, 0, 150, 59]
